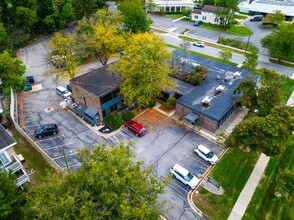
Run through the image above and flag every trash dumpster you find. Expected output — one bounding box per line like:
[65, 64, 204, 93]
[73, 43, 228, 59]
[23, 82, 32, 91]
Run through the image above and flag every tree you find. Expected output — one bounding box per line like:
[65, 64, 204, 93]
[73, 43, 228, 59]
[0, 23, 8, 52]
[24, 142, 167, 219]
[118, 0, 152, 33]
[110, 33, 174, 108]
[219, 49, 232, 63]
[225, 106, 294, 156]
[263, 10, 285, 26]
[242, 48, 258, 71]
[47, 32, 79, 81]
[0, 169, 26, 220]
[179, 39, 191, 78]
[234, 77, 258, 112]
[185, 66, 209, 85]
[182, 8, 192, 17]
[261, 23, 294, 62]
[215, 0, 238, 30]
[145, 0, 158, 12]
[72, 0, 106, 19]
[0, 51, 26, 93]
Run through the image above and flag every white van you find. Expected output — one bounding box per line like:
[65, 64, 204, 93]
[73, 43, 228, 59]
[170, 164, 199, 189]
[56, 86, 72, 98]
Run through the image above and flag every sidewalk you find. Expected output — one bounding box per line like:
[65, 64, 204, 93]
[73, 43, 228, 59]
[228, 153, 270, 220]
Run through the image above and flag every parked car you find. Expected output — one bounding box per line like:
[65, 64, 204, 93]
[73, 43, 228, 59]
[125, 120, 146, 136]
[170, 164, 199, 189]
[250, 15, 263, 21]
[193, 41, 205, 47]
[193, 21, 202, 26]
[34, 124, 59, 138]
[194, 144, 218, 165]
[56, 86, 72, 98]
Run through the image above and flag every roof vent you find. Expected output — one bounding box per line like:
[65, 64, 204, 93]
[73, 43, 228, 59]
[233, 71, 241, 78]
[216, 85, 225, 92]
[202, 96, 212, 105]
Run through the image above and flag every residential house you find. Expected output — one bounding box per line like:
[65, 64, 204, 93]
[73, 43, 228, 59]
[191, 5, 224, 25]
[249, 0, 294, 20]
[151, 0, 195, 12]
[0, 124, 30, 187]
[70, 65, 124, 122]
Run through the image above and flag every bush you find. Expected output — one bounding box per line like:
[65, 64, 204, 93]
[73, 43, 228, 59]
[217, 37, 257, 52]
[184, 66, 209, 86]
[104, 112, 124, 130]
[149, 99, 156, 107]
[164, 97, 177, 110]
[122, 111, 135, 121]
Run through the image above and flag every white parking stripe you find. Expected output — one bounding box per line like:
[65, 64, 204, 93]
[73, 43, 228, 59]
[44, 143, 73, 150]
[52, 152, 78, 160]
[35, 136, 60, 143]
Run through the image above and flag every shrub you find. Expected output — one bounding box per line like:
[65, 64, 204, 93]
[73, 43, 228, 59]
[164, 97, 177, 110]
[184, 66, 209, 86]
[149, 99, 156, 107]
[104, 112, 124, 130]
[217, 37, 257, 52]
[122, 111, 135, 121]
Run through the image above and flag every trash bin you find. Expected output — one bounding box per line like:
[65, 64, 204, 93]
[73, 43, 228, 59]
[23, 82, 32, 91]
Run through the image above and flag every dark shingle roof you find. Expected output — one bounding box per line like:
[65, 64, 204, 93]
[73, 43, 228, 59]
[192, 9, 202, 14]
[0, 124, 16, 150]
[70, 65, 123, 98]
[202, 5, 224, 13]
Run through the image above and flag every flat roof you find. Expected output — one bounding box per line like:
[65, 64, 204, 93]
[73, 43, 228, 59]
[174, 50, 258, 121]
[70, 65, 123, 98]
[251, 0, 294, 6]
[0, 124, 16, 151]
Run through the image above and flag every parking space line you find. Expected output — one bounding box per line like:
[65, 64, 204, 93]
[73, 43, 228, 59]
[52, 152, 78, 160]
[68, 163, 82, 169]
[168, 180, 190, 195]
[182, 152, 210, 168]
[44, 143, 73, 150]
[35, 136, 62, 143]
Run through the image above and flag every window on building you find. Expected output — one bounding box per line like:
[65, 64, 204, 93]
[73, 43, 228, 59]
[0, 152, 10, 166]
[102, 106, 114, 117]
[171, 6, 175, 12]
[165, 7, 170, 12]
[176, 6, 181, 12]
[100, 93, 112, 105]
[202, 16, 206, 21]
[194, 15, 198, 19]
[214, 18, 219, 22]
[112, 89, 120, 98]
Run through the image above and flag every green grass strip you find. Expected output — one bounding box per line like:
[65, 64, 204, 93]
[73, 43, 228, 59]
[269, 58, 294, 68]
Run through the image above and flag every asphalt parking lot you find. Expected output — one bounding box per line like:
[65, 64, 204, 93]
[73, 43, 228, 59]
[109, 108, 224, 219]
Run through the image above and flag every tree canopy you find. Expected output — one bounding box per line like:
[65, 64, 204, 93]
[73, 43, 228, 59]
[219, 49, 232, 63]
[215, 0, 238, 30]
[0, 170, 26, 220]
[24, 142, 167, 219]
[118, 0, 152, 33]
[0, 51, 26, 93]
[225, 106, 294, 156]
[261, 23, 294, 62]
[242, 48, 258, 71]
[110, 33, 174, 108]
[263, 10, 285, 26]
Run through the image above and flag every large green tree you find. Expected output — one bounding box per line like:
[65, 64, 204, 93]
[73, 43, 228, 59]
[242, 48, 258, 71]
[262, 10, 285, 27]
[110, 33, 174, 108]
[0, 51, 26, 93]
[225, 106, 294, 156]
[72, 0, 106, 19]
[0, 169, 26, 220]
[118, 0, 152, 33]
[261, 23, 294, 61]
[215, 0, 238, 30]
[24, 142, 167, 219]
[0, 23, 8, 52]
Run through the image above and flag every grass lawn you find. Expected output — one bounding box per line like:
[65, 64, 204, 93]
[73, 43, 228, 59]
[165, 13, 184, 19]
[234, 15, 248, 20]
[167, 44, 238, 66]
[193, 148, 260, 219]
[10, 126, 55, 186]
[269, 58, 294, 68]
[243, 136, 294, 220]
[201, 23, 252, 36]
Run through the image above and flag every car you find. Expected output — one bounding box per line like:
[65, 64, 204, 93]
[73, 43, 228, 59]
[193, 21, 202, 26]
[170, 164, 199, 189]
[34, 124, 59, 138]
[193, 41, 205, 47]
[125, 120, 146, 136]
[250, 15, 263, 21]
[56, 86, 72, 98]
[194, 144, 218, 165]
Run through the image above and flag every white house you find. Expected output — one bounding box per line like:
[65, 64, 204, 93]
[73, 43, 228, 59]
[151, 0, 195, 12]
[0, 124, 30, 187]
[191, 5, 224, 25]
[249, 0, 294, 20]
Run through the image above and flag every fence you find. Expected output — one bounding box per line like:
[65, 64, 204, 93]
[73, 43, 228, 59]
[10, 88, 63, 172]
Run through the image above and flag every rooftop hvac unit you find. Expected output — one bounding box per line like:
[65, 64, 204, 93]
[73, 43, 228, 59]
[202, 96, 212, 105]
[216, 85, 225, 92]
[192, 62, 200, 67]
[233, 71, 241, 78]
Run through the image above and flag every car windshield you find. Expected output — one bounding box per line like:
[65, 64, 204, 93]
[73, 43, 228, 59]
[207, 152, 214, 158]
[139, 128, 146, 133]
[185, 172, 194, 181]
[62, 89, 70, 94]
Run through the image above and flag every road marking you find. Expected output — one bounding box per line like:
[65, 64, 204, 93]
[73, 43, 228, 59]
[35, 136, 60, 143]
[43, 143, 73, 150]
[52, 152, 78, 160]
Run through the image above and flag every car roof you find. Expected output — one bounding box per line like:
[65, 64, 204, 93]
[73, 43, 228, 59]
[128, 120, 144, 130]
[198, 144, 211, 154]
[56, 86, 67, 91]
[43, 124, 57, 128]
[173, 164, 189, 176]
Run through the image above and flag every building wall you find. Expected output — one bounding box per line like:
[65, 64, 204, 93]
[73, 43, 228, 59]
[176, 103, 218, 132]
[71, 83, 103, 122]
[191, 12, 221, 24]
[153, 0, 195, 12]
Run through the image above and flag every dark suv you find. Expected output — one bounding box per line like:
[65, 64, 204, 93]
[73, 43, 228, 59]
[34, 124, 59, 138]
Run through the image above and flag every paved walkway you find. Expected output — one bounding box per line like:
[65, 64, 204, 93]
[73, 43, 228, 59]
[228, 153, 270, 220]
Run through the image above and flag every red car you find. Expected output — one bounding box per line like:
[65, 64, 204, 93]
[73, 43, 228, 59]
[125, 120, 147, 136]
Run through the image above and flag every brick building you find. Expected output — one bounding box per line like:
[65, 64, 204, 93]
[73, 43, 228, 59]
[70, 65, 124, 122]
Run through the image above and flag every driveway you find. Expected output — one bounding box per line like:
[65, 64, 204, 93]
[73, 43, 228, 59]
[109, 108, 224, 220]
